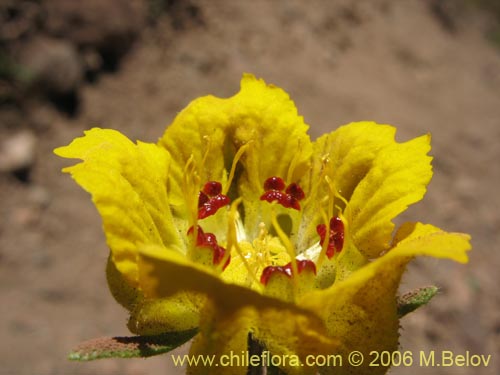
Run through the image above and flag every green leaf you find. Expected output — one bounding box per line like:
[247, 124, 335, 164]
[397, 286, 438, 318]
[68, 328, 198, 361]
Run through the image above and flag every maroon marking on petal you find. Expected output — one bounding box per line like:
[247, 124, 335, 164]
[212, 245, 230, 270]
[264, 176, 286, 191]
[261, 178, 303, 211]
[285, 183, 305, 201]
[260, 265, 293, 285]
[187, 225, 208, 248]
[260, 260, 317, 285]
[260, 190, 286, 203]
[187, 225, 230, 270]
[211, 194, 230, 208]
[198, 191, 210, 208]
[296, 259, 317, 275]
[197, 184, 231, 219]
[203, 181, 222, 196]
[316, 216, 345, 259]
[316, 223, 327, 241]
[279, 194, 301, 210]
[203, 233, 217, 246]
[198, 203, 218, 219]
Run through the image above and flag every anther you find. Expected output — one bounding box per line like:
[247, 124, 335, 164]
[316, 216, 345, 258]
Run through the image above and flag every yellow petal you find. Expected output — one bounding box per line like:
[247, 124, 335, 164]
[349, 134, 432, 258]
[159, 74, 312, 238]
[302, 223, 470, 375]
[54, 128, 185, 286]
[304, 122, 432, 258]
[391, 222, 471, 263]
[127, 294, 201, 335]
[187, 303, 254, 375]
[299, 122, 397, 251]
[106, 254, 200, 334]
[138, 244, 337, 371]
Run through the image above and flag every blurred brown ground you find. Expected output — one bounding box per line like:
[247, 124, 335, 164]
[0, 1, 499, 374]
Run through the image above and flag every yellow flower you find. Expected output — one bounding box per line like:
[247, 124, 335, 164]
[55, 74, 471, 375]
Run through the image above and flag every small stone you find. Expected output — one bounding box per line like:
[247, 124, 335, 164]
[17, 36, 83, 94]
[0, 131, 36, 173]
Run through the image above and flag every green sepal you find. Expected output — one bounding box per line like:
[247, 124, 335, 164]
[68, 328, 198, 361]
[397, 286, 438, 318]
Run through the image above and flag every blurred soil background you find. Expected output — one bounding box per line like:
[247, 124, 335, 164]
[1, 0, 499, 374]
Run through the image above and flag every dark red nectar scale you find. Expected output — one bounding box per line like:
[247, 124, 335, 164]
[260, 259, 317, 285]
[187, 225, 230, 270]
[198, 181, 231, 219]
[260, 176, 305, 210]
[316, 216, 345, 259]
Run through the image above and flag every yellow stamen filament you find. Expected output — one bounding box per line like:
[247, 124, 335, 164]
[223, 143, 251, 195]
[286, 140, 302, 183]
[324, 175, 335, 220]
[316, 205, 331, 269]
[200, 135, 212, 175]
[182, 155, 200, 226]
[223, 198, 262, 287]
[302, 155, 329, 208]
[270, 206, 298, 290]
[315, 175, 339, 269]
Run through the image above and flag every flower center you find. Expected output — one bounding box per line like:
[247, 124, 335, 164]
[182, 149, 346, 298]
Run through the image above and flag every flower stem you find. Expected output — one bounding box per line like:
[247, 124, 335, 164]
[246, 334, 288, 375]
[247, 333, 265, 375]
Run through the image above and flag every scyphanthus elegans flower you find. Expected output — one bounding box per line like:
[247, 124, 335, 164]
[55, 74, 471, 375]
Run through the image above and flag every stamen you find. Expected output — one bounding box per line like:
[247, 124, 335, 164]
[183, 155, 201, 225]
[324, 175, 335, 221]
[302, 155, 329, 208]
[270, 206, 298, 288]
[223, 143, 251, 195]
[200, 135, 212, 174]
[224, 198, 261, 286]
[286, 140, 303, 183]
[316, 205, 331, 269]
